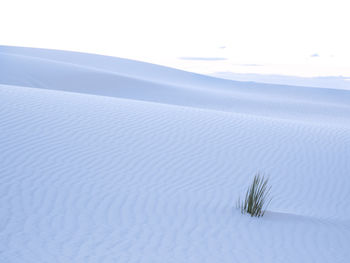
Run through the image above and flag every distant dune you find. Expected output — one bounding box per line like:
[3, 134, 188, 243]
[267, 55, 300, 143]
[1, 46, 349, 263]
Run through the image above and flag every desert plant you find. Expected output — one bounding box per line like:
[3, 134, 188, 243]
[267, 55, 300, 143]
[237, 174, 271, 217]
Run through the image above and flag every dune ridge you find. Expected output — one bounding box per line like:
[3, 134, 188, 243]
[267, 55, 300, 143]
[1, 46, 350, 125]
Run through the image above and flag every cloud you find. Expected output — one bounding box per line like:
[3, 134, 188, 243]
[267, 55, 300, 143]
[178, 57, 227, 61]
[236, 63, 263, 67]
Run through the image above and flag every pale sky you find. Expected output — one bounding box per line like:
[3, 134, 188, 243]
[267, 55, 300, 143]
[1, 0, 349, 77]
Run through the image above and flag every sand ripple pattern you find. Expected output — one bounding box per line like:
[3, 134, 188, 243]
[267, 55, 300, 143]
[1, 85, 350, 263]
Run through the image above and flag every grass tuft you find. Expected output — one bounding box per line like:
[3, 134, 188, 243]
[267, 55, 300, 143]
[237, 173, 271, 217]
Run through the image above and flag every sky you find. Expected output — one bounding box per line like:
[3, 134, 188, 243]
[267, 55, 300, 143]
[1, 0, 349, 77]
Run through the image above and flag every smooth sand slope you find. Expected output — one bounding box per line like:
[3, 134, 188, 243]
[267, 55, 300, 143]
[1, 46, 350, 263]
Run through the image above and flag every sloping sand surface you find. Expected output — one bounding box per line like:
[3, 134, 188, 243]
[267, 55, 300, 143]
[1, 46, 349, 262]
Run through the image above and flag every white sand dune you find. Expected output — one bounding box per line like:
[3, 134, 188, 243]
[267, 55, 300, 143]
[0, 46, 350, 262]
